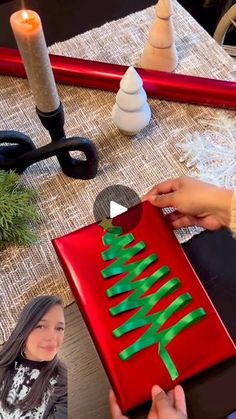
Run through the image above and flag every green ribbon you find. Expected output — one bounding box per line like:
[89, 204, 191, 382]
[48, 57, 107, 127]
[112, 282, 185, 336]
[109, 266, 171, 315]
[100, 225, 207, 381]
[119, 306, 206, 380]
[102, 228, 159, 297]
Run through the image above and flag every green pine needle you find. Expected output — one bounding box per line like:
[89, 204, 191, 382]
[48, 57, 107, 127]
[0, 170, 39, 249]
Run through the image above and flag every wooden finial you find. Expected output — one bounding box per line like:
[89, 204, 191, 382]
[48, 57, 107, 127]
[140, 0, 178, 73]
[156, 0, 173, 19]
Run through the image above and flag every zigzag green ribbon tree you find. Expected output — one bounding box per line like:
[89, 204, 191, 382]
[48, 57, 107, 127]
[101, 225, 206, 380]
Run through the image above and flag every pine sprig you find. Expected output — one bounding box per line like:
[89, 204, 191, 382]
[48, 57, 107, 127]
[0, 170, 38, 249]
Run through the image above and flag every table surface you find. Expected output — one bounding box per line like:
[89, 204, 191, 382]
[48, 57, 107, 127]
[0, 1, 236, 418]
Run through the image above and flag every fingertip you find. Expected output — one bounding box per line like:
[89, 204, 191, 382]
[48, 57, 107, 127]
[109, 390, 122, 418]
[174, 385, 185, 397]
[174, 385, 187, 415]
[109, 388, 116, 403]
[151, 385, 172, 411]
[170, 220, 181, 229]
[151, 384, 163, 399]
[109, 388, 114, 396]
[148, 195, 159, 206]
[171, 217, 188, 229]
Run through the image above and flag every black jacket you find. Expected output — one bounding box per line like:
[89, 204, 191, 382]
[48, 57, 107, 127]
[42, 392, 67, 419]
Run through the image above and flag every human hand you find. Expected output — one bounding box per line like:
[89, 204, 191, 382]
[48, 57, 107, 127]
[147, 385, 187, 419]
[109, 385, 187, 419]
[109, 390, 129, 419]
[143, 176, 233, 230]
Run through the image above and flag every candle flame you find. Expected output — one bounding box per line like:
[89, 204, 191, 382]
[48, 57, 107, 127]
[21, 10, 29, 21]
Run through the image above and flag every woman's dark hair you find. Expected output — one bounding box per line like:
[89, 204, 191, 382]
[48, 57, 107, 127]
[0, 295, 67, 412]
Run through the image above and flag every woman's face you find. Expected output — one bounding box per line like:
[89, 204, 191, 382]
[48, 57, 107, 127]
[24, 304, 65, 362]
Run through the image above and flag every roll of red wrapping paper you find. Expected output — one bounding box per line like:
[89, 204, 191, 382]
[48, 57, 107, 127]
[1, 47, 236, 109]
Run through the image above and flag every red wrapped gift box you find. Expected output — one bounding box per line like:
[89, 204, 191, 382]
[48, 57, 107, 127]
[52, 201, 235, 412]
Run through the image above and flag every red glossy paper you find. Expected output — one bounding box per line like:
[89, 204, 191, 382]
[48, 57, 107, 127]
[52, 202, 236, 412]
[1, 47, 236, 109]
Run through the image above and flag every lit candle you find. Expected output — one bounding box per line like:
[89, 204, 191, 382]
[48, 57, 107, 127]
[10, 10, 60, 113]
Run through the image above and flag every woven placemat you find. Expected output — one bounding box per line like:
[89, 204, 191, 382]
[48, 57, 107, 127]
[0, 1, 235, 344]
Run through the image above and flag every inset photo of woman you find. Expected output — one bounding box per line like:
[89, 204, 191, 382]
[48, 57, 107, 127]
[0, 295, 67, 418]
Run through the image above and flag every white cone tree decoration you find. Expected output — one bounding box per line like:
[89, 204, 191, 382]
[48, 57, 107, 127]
[112, 66, 151, 136]
[140, 0, 178, 72]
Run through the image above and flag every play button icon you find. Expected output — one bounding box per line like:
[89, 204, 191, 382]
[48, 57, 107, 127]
[93, 185, 142, 232]
[110, 201, 128, 218]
